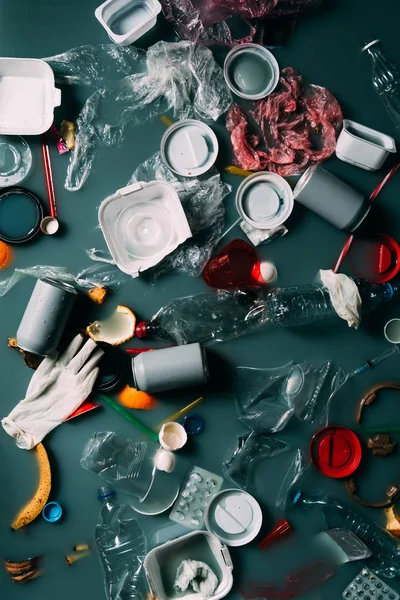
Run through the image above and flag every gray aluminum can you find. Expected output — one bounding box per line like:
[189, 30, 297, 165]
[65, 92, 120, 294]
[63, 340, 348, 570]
[16, 278, 78, 356]
[132, 343, 208, 393]
[294, 165, 370, 231]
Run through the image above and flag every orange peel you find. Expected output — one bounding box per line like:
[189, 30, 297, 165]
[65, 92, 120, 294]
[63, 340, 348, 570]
[118, 385, 157, 410]
[0, 241, 12, 270]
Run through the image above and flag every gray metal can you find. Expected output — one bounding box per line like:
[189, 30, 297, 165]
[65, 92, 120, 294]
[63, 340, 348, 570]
[294, 165, 370, 231]
[132, 343, 209, 393]
[16, 278, 78, 356]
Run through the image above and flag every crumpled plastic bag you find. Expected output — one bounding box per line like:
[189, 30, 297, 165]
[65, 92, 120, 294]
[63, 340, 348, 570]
[0, 263, 126, 297]
[222, 431, 290, 490]
[226, 67, 343, 177]
[128, 152, 231, 279]
[160, 0, 321, 47]
[235, 360, 332, 433]
[320, 269, 361, 329]
[45, 41, 232, 191]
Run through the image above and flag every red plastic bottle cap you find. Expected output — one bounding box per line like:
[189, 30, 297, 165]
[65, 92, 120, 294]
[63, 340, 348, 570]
[135, 321, 148, 339]
[310, 426, 362, 479]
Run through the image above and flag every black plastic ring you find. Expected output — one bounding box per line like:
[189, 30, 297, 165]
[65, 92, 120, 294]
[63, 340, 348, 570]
[0, 186, 43, 243]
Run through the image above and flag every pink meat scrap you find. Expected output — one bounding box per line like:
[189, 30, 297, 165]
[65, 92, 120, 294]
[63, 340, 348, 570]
[226, 67, 343, 176]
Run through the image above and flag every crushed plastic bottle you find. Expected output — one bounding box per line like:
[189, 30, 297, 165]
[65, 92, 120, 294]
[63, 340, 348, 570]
[363, 40, 400, 131]
[292, 490, 400, 578]
[135, 278, 400, 345]
[95, 486, 148, 600]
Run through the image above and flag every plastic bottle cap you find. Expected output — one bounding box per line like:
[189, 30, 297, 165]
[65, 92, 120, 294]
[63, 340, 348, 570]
[42, 501, 63, 522]
[310, 426, 362, 478]
[135, 321, 148, 339]
[98, 486, 116, 500]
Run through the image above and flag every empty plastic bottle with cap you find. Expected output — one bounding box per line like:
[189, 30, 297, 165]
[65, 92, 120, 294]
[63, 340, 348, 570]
[363, 40, 400, 130]
[95, 486, 148, 600]
[292, 490, 400, 578]
[135, 279, 399, 345]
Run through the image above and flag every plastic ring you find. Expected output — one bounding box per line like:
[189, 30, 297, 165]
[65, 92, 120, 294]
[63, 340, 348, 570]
[182, 414, 203, 435]
[0, 186, 43, 243]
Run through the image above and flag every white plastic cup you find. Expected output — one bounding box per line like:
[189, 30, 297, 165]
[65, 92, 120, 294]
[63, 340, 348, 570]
[384, 318, 400, 344]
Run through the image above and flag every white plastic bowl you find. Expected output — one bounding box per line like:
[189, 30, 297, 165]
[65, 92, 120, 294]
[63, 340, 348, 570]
[0, 58, 61, 135]
[95, 0, 162, 46]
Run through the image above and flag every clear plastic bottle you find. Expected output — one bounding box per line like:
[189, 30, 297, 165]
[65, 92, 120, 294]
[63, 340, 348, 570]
[135, 280, 399, 344]
[362, 39, 400, 130]
[95, 486, 148, 600]
[293, 490, 400, 578]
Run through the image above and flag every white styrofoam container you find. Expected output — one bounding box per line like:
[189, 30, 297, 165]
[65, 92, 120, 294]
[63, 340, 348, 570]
[336, 119, 396, 171]
[98, 180, 192, 277]
[144, 531, 234, 600]
[0, 58, 61, 135]
[95, 0, 161, 46]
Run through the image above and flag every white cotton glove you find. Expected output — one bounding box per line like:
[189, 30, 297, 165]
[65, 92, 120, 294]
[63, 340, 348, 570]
[2, 334, 103, 449]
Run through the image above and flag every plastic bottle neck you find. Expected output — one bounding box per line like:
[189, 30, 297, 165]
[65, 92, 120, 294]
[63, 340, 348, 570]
[365, 44, 397, 84]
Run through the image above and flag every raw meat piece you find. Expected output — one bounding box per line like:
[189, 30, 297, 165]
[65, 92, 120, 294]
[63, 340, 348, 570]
[226, 67, 343, 176]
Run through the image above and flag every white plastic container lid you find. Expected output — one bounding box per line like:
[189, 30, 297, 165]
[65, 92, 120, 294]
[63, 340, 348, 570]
[99, 181, 192, 277]
[0, 58, 61, 135]
[161, 120, 219, 177]
[205, 489, 263, 546]
[236, 171, 294, 230]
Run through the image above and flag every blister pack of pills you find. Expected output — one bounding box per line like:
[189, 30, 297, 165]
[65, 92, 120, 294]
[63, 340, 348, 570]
[342, 568, 399, 600]
[169, 466, 223, 530]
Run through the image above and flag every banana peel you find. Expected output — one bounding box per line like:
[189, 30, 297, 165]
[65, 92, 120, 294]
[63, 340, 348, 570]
[11, 443, 51, 530]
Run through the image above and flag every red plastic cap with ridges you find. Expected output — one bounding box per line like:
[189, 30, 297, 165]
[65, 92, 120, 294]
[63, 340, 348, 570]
[135, 321, 148, 339]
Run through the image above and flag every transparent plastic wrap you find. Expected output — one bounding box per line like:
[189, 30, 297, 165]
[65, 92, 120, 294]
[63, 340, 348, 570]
[81, 432, 159, 501]
[45, 42, 232, 191]
[235, 361, 332, 433]
[159, 0, 321, 47]
[0, 263, 126, 297]
[226, 67, 343, 176]
[293, 491, 400, 578]
[44, 44, 147, 86]
[276, 449, 308, 511]
[128, 152, 231, 278]
[222, 431, 290, 491]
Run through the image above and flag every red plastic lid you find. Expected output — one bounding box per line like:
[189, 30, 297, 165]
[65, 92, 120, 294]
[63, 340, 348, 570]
[310, 426, 362, 479]
[348, 234, 400, 283]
